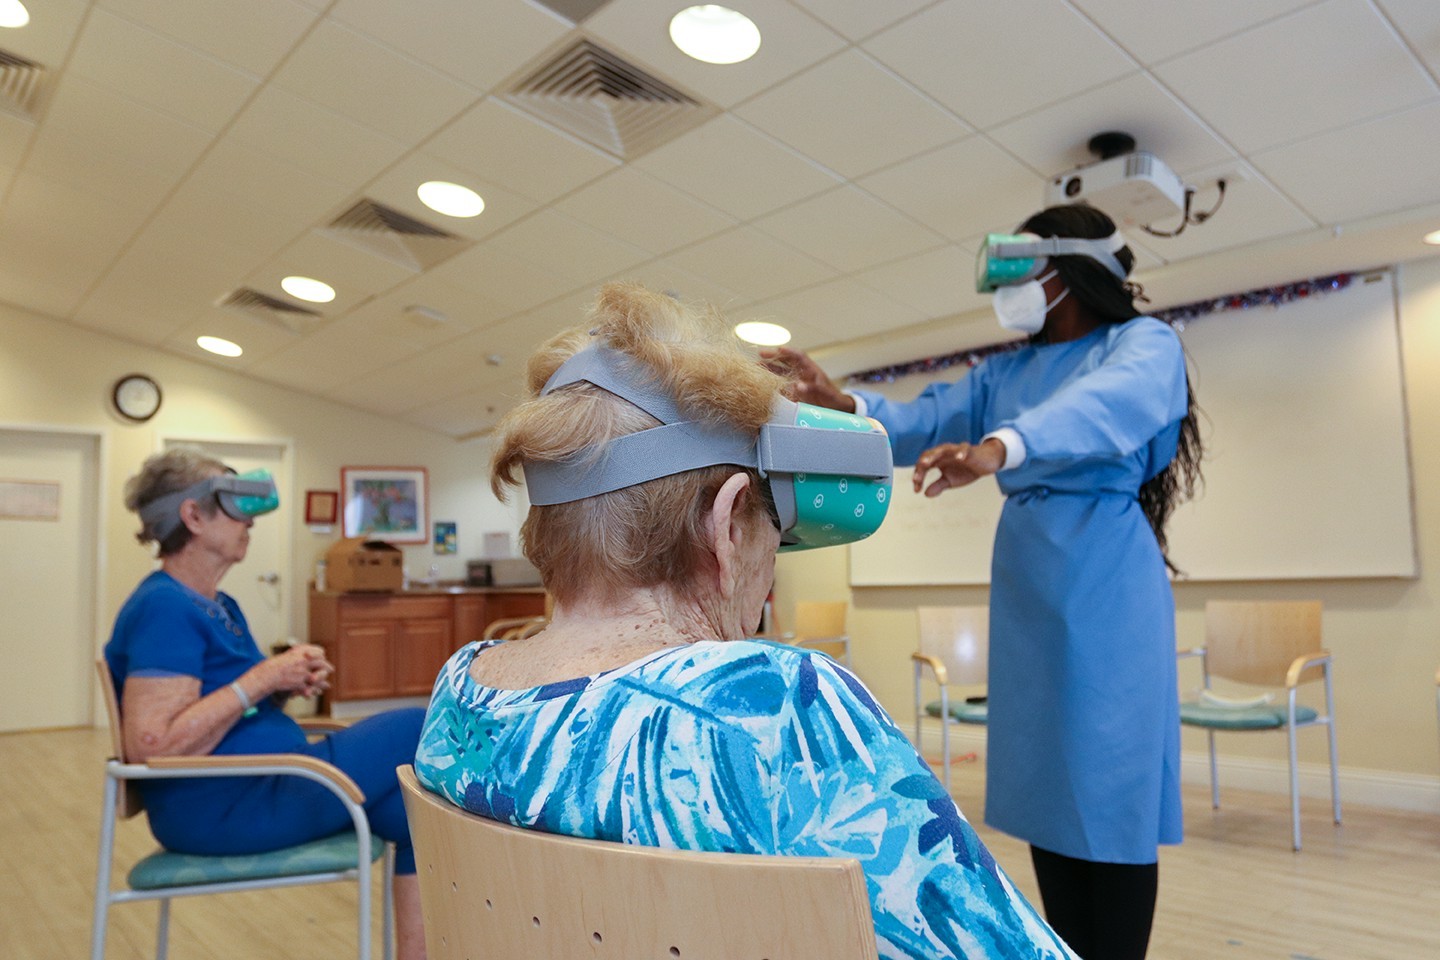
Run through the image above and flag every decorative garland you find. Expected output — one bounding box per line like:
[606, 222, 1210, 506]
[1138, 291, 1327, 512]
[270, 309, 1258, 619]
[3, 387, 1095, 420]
[847, 272, 1356, 385]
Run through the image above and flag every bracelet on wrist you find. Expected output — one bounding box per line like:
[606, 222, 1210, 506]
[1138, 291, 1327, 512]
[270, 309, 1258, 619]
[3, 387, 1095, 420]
[229, 680, 258, 717]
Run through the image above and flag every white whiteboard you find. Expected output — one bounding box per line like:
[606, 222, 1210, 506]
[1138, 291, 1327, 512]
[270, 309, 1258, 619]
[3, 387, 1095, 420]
[850, 273, 1417, 585]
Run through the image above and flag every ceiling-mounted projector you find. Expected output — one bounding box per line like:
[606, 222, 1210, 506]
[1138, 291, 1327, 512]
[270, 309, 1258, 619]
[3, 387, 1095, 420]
[1044, 132, 1187, 228]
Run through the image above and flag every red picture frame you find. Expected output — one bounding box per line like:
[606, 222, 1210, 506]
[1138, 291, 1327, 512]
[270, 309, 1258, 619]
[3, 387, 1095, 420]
[304, 489, 338, 525]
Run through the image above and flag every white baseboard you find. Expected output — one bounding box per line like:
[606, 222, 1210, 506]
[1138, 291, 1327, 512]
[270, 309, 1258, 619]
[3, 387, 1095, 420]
[910, 723, 1440, 814]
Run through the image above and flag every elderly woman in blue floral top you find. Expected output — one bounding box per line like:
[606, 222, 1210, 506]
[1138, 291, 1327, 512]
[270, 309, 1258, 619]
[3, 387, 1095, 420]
[416, 282, 1074, 959]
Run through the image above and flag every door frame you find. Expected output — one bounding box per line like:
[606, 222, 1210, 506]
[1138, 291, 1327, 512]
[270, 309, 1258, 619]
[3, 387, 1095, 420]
[0, 421, 109, 727]
[156, 432, 297, 644]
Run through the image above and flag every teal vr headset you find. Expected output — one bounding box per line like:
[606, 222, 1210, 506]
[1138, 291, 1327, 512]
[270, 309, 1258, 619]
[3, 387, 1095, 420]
[522, 345, 893, 552]
[139, 469, 279, 542]
[975, 230, 1128, 293]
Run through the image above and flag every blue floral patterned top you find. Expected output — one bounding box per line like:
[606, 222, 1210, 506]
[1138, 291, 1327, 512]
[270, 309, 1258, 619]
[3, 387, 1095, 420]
[416, 639, 1074, 959]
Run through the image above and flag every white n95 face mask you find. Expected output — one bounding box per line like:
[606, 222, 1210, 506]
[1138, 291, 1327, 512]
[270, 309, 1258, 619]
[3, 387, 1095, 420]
[992, 270, 1068, 334]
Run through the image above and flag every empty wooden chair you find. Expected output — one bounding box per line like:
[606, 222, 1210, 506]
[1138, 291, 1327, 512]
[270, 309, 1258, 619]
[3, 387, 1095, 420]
[398, 766, 878, 960]
[911, 606, 989, 793]
[1178, 601, 1340, 850]
[783, 600, 852, 667]
[92, 661, 394, 960]
[482, 615, 546, 641]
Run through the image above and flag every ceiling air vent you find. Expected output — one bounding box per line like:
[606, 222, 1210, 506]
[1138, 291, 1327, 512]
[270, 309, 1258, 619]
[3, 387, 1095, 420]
[318, 198, 468, 272]
[529, 0, 614, 25]
[218, 288, 323, 334]
[501, 39, 717, 159]
[0, 47, 45, 120]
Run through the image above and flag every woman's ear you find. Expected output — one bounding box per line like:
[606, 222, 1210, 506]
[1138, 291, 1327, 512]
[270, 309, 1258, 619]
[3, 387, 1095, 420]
[177, 497, 206, 535]
[707, 472, 751, 600]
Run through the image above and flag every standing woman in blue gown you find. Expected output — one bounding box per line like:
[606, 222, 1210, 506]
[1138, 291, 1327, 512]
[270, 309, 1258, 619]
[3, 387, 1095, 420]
[765, 204, 1203, 960]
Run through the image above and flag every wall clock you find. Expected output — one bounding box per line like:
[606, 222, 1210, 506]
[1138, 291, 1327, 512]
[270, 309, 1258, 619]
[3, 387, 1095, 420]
[112, 374, 162, 422]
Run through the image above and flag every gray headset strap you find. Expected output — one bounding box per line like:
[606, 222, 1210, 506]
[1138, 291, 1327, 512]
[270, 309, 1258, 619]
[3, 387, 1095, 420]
[136, 474, 271, 542]
[992, 234, 1127, 281]
[759, 424, 892, 480]
[541, 345, 687, 425]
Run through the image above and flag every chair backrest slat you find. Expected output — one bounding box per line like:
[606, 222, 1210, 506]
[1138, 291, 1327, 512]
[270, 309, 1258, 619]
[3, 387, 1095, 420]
[94, 659, 146, 819]
[399, 766, 879, 960]
[917, 606, 989, 686]
[1204, 601, 1323, 686]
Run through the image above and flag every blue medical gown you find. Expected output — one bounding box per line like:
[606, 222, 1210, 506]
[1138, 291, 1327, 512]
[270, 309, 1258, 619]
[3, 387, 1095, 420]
[852, 317, 1187, 863]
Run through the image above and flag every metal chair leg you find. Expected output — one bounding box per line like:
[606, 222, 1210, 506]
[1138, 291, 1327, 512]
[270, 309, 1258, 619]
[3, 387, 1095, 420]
[1324, 668, 1341, 826]
[383, 843, 396, 960]
[1287, 708, 1302, 852]
[155, 899, 171, 960]
[1207, 730, 1219, 809]
[91, 774, 118, 960]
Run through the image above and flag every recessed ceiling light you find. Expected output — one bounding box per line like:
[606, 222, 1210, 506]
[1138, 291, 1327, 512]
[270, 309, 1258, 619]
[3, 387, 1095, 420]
[281, 275, 336, 303]
[1424, 229, 1440, 246]
[197, 336, 243, 358]
[417, 180, 485, 218]
[670, 5, 761, 65]
[0, 1, 30, 29]
[734, 321, 790, 346]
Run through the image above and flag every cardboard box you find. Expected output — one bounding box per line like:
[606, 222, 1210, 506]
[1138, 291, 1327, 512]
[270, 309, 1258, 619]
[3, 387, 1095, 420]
[325, 538, 403, 592]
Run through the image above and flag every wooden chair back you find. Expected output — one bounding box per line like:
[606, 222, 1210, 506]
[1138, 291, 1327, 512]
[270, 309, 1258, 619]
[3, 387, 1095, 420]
[1204, 601, 1324, 687]
[398, 766, 879, 960]
[792, 600, 848, 662]
[482, 616, 546, 641]
[917, 606, 988, 686]
[94, 660, 145, 819]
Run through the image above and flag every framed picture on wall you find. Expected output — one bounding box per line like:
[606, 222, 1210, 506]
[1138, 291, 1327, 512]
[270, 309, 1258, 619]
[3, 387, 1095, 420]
[304, 489, 338, 525]
[340, 466, 428, 543]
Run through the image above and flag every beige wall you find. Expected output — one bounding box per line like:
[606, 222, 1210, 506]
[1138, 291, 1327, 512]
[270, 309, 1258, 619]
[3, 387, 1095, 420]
[0, 302, 520, 649]
[775, 254, 1440, 790]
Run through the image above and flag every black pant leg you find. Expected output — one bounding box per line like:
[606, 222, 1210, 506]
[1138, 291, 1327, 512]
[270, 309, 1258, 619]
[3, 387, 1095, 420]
[1030, 846, 1158, 960]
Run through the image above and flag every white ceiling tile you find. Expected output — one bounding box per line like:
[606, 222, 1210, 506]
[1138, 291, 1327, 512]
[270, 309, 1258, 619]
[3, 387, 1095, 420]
[555, 167, 735, 255]
[863, 0, 1135, 130]
[251, 317, 422, 394]
[0, 0, 90, 65]
[427, 98, 619, 206]
[270, 17, 479, 141]
[370, 274, 521, 333]
[788, 0, 935, 42]
[634, 115, 841, 221]
[97, 0, 322, 76]
[68, 9, 261, 132]
[858, 138, 1042, 243]
[585, 0, 848, 110]
[850, 246, 979, 320]
[731, 277, 926, 345]
[488, 209, 653, 287]
[401, 383, 512, 439]
[622, 259, 747, 312]
[986, 73, 1237, 180]
[0, 112, 32, 171]
[23, 75, 213, 204]
[426, 241, 584, 316]
[734, 49, 970, 180]
[1249, 100, 1440, 224]
[752, 185, 945, 273]
[163, 307, 310, 368]
[330, 0, 572, 91]
[224, 86, 410, 186]
[476, 295, 595, 360]
[324, 326, 512, 412]
[184, 138, 354, 229]
[1071, 0, 1317, 63]
[1375, 0, 1440, 76]
[1154, 0, 1438, 154]
[149, 180, 315, 261]
[663, 226, 838, 302]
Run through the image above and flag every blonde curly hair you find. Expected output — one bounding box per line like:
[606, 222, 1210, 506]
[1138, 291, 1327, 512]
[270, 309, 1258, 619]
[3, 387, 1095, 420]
[491, 282, 787, 605]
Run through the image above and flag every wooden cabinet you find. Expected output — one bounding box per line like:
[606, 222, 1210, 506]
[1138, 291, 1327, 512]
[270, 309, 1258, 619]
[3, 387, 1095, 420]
[310, 588, 546, 706]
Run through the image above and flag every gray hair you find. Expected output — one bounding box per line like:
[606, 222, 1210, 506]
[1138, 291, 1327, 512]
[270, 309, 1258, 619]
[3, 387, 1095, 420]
[124, 447, 226, 555]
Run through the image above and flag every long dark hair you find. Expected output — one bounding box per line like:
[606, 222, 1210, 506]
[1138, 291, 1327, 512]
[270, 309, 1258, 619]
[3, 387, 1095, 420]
[1020, 204, 1204, 567]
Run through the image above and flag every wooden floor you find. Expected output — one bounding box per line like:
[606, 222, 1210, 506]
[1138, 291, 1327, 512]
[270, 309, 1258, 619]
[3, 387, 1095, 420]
[5, 726, 1438, 959]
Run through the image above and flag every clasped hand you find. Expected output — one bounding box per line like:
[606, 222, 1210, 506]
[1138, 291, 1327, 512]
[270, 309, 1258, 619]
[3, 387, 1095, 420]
[264, 643, 333, 698]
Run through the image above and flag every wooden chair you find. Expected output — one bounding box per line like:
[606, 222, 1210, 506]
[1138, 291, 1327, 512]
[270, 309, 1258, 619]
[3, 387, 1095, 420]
[911, 606, 989, 793]
[398, 766, 878, 960]
[482, 615, 546, 641]
[781, 600, 852, 667]
[1178, 601, 1340, 850]
[1434, 665, 1440, 763]
[92, 661, 394, 960]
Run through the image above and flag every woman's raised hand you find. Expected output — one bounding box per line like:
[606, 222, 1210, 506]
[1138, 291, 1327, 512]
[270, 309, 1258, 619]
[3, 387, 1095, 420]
[758, 346, 856, 413]
[912, 439, 1006, 498]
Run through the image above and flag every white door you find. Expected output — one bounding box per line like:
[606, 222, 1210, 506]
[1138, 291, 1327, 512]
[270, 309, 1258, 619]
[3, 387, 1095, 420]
[163, 439, 293, 652]
[0, 429, 99, 731]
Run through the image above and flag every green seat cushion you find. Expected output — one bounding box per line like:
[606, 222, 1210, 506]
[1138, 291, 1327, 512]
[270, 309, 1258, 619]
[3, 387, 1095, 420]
[924, 699, 988, 725]
[1179, 701, 1318, 731]
[128, 830, 381, 891]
